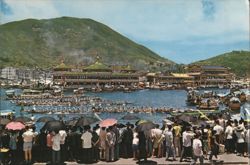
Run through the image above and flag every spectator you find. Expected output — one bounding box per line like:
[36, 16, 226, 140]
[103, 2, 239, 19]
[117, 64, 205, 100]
[180, 126, 194, 162]
[51, 130, 61, 165]
[81, 125, 93, 163]
[138, 131, 147, 163]
[235, 125, 245, 156]
[165, 124, 176, 161]
[191, 132, 203, 165]
[22, 126, 36, 164]
[225, 121, 234, 153]
[92, 126, 100, 162]
[105, 126, 116, 162]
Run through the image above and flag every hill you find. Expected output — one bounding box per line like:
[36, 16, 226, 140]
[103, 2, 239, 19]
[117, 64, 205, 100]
[0, 17, 174, 71]
[193, 51, 250, 77]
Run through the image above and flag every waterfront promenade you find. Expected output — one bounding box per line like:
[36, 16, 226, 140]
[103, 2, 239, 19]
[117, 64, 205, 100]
[33, 153, 248, 165]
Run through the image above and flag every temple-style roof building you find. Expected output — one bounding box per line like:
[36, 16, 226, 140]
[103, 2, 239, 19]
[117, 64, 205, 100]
[187, 64, 233, 87]
[52, 61, 139, 89]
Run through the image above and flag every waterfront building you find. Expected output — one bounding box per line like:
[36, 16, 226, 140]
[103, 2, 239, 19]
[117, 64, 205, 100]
[52, 61, 139, 89]
[187, 65, 233, 87]
[146, 72, 194, 88]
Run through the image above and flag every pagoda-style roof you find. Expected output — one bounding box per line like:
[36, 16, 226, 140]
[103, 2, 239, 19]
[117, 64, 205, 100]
[83, 61, 111, 71]
[171, 73, 194, 79]
[54, 63, 72, 69]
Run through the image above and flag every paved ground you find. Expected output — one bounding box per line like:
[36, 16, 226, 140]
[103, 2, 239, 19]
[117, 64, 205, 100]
[33, 153, 249, 165]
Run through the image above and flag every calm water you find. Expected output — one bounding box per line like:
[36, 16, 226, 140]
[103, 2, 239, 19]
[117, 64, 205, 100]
[0, 88, 243, 128]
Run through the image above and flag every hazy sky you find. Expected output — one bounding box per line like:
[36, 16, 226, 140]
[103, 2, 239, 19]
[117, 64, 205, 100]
[0, 0, 249, 63]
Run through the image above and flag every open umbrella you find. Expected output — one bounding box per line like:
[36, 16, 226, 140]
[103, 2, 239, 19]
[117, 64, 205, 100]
[6, 121, 25, 130]
[135, 120, 156, 132]
[121, 114, 140, 120]
[99, 118, 117, 127]
[42, 120, 65, 132]
[37, 116, 56, 123]
[66, 119, 78, 126]
[76, 116, 101, 127]
[0, 118, 10, 125]
[14, 116, 32, 123]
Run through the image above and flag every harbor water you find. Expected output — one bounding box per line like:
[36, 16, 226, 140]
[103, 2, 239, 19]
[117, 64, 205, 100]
[0, 88, 248, 130]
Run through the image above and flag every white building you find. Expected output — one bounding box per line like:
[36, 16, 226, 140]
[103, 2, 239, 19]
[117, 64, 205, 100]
[0, 67, 18, 80]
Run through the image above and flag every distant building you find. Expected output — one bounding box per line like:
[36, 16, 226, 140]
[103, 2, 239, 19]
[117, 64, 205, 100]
[52, 61, 139, 88]
[146, 72, 194, 88]
[187, 65, 233, 87]
[0, 67, 18, 80]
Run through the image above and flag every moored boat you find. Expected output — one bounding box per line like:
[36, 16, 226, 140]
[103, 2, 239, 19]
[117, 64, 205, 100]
[5, 89, 16, 98]
[197, 98, 219, 110]
[229, 97, 241, 111]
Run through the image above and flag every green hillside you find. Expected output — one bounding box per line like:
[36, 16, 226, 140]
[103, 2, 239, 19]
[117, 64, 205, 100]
[194, 51, 250, 77]
[0, 17, 174, 71]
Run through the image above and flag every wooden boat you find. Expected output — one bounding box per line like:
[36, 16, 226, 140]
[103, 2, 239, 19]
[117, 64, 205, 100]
[5, 89, 16, 98]
[229, 97, 241, 111]
[197, 98, 219, 110]
[73, 87, 84, 95]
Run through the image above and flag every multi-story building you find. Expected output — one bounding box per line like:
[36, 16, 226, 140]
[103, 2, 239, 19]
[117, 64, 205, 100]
[52, 61, 139, 88]
[0, 67, 18, 80]
[146, 72, 194, 88]
[187, 65, 233, 87]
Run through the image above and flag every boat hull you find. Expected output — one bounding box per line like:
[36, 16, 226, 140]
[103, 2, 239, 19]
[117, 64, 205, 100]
[229, 102, 241, 111]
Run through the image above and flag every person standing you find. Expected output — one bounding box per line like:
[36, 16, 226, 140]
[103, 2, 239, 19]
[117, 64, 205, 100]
[180, 126, 194, 162]
[191, 133, 203, 165]
[132, 131, 139, 160]
[105, 126, 116, 162]
[37, 129, 47, 162]
[173, 121, 182, 157]
[112, 124, 120, 161]
[121, 123, 133, 158]
[138, 131, 147, 163]
[151, 124, 164, 158]
[165, 124, 176, 161]
[99, 127, 107, 160]
[213, 120, 224, 144]
[209, 130, 220, 161]
[81, 125, 93, 163]
[46, 131, 53, 163]
[225, 121, 234, 153]
[235, 125, 245, 156]
[59, 129, 67, 163]
[92, 126, 100, 162]
[9, 131, 18, 165]
[67, 127, 78, 161]
[22, 126, 36, 164]
[51, 130, 61, 165]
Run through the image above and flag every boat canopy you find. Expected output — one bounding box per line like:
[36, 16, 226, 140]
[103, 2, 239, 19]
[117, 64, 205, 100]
[230, 97, 240, 102]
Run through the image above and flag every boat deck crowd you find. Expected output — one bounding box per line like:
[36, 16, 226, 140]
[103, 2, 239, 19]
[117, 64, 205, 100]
[0, 115, 249, 165]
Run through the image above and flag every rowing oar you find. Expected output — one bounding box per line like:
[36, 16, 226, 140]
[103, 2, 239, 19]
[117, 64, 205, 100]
[197, 109, 211, 121]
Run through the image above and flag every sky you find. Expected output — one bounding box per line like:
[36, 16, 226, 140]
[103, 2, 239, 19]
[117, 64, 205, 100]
[0, 0, 249, 64]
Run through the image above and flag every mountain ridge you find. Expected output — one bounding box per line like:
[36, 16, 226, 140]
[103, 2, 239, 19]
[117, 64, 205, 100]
[0, 17, 174, 71]
[193, 50, 250, 77]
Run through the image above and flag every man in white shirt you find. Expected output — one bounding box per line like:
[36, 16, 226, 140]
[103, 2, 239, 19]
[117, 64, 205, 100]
[225, 121, 234, 153]
[81, 125, 93, 163]
[22, 126, 36, 164]
[59, 130, 67, 163]
[213, 120, 224, 143]
[51, 130, 61, 165]
[191, 133, 203, 165]
[151, 124, 163, 158]
[180, 126, 194, 162]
